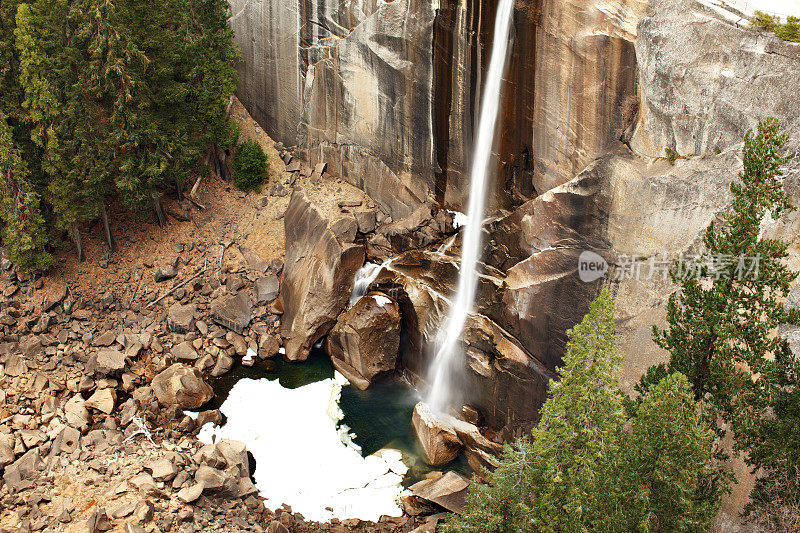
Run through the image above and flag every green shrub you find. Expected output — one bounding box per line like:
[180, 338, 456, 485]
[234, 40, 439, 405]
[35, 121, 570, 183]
[231, 140, 269, 191]
[751, 10, 779, 31]
[776, 16, 800, 42]
[665, 147, 678, 166]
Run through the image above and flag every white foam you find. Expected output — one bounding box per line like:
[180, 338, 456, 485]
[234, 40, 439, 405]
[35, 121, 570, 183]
[446, 210, 469, 229]
[197, 375, 407, 522]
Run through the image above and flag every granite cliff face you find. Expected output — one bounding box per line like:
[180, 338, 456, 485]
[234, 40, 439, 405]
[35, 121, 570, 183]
[237, 0, 800, 442]
[230, 0, 645, 219]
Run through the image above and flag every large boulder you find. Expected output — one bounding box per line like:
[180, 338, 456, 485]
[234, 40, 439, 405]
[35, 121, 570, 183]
[410, 471, 470, 515]
[151, 364, 213, 410]
[327, 292, 401, 389]
[211, 292, 252, 334]
[412, 402, 462, 466]
[280, 189, 365, 361]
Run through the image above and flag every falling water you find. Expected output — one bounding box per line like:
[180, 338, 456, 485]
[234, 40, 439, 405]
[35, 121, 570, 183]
[426, 0, 515, 414]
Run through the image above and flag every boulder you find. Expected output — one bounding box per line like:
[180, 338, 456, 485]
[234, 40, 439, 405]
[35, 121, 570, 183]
[151, 364, 213, 409]
[254, 275, 280, 305]
[211, 353, 233, 377]
[211, 292, 252, 334]
[0, 441, 14, 469]
[3, 448, 42, 492]
[93, 330, 117, 347]
[43, 282, 67, 311]
[258, 334, 280, 359]
[89, 349, 126, 376]
[167, 303, 196, 333]
[170, 341, 199, 362]
[412, 402, 462, 466]
[85, 388, 116, 414]
[65, 394, 90, 429]
[355, 210, 377, 233]
[177, 483, 204, 503]
[145, 458, 178, 482]
[280, 189, 365, 360]
[327, 292, 401, 389]
[410, 471, 470, 515]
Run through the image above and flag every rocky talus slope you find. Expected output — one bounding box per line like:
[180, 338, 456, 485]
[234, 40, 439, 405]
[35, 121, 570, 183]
[0, 106, 464, 532]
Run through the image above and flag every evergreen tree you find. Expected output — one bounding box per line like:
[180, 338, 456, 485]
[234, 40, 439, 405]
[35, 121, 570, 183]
[0, 113, 51, 270]
[448, 290, 726, 532]
[613, 372, 726, 532]
[0, 0, 239, 267]
[650, 118, 800, 528]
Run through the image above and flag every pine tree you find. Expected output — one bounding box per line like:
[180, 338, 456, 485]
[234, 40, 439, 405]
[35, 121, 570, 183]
[448, 290, 727, 532]
[650, 118, 800, 527]
[612, 372, 726, 532]
[0, 113, 51, 271]
[0, 0, 238, 267]
[446, 289, 626, 532]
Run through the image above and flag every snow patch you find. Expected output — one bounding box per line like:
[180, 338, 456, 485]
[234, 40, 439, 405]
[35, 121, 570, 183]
[372, 294, 392, 307]
[242, 347, 257, 364]
[197, 375, 407, 522]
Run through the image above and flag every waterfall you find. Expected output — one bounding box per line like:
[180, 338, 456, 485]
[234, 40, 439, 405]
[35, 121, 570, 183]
[426, 0, 514, 414]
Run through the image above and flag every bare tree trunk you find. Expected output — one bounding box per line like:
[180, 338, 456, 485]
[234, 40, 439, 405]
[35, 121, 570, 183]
[101, 203, 116, 253]
[153, 198, 166, 227]
[175, 177, 183, 201]
[71, 223, 85, 262]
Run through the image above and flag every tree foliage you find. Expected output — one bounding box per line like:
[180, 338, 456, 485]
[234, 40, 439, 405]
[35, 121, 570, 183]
[650, 118, 800, 529]
[0, 0, 239, 270]
[447, 290, 725, 532]
[231, 139, 268, 191]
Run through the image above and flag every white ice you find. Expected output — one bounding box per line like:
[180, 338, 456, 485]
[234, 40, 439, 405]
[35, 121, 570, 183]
[197, 374, 408, 522]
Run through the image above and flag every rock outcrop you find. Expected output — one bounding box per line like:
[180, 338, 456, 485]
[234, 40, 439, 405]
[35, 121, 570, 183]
[280, 189, 365, 361]
[327, 292, 401, 390]
[411, 402, 462, 466]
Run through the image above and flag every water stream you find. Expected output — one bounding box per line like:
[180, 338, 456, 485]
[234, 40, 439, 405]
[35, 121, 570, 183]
[426, 0, 515, 414]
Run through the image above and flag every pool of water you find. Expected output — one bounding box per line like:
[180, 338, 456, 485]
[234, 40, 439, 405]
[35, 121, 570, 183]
[197, 347, 469, 521]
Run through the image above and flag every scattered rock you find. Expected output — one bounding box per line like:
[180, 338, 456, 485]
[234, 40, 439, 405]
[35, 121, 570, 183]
[211, 292, 252, 334]
[154, 265, 177, 282]
[87, 507, 113, 532]
[170, 341, 199, 362]
[3, 448, 42, 492]
[93, 330, 117, 347]
[146, 458, 178, 482]
[167, 303, 196, 333]
[177, 483, 204, 503]
[43, 283, 68, 311]
[85, 388, 116, 414]
[89, 349, 127, 376]
[151, 363, 213, 409]
[254, 275, 280, 305]
[65, 394, 91, 429]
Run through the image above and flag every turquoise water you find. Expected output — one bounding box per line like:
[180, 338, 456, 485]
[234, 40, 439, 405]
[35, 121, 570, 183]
[207, 347, 471, 486]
